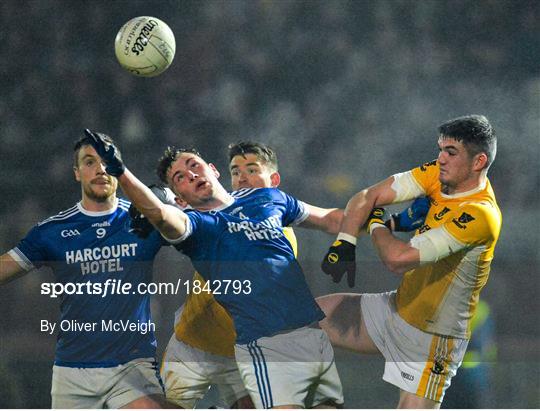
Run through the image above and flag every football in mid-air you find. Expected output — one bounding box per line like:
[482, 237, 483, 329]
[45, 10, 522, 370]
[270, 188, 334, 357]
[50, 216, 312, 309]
[114, 16, 176, 77]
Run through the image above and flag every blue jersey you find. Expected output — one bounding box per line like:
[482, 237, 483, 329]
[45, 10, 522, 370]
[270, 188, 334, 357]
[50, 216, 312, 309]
[9, 199, 165, 367]
[173, 188, 325, 344]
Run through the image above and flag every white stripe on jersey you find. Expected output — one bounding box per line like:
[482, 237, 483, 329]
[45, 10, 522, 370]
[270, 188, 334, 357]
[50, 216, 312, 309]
[160, 217, 193, 245]
[8, 248, 34, 271]
[391, 171, 426, 203]
[291, 201, 309, 226]
[410, 226, 466, 263]
[38, 206, 80, 226]
[231, 188, 258, 199]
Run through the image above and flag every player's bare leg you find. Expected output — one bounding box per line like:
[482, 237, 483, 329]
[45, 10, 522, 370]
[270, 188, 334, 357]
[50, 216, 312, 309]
[231, 395, 255, 408]
[397, 390, 440, 409]
[316, 293, 379, 354]
[121, 394, 167, 408]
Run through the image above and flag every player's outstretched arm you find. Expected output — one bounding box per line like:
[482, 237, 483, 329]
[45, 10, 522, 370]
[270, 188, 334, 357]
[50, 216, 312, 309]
[299, 205, 344, 234]
[119, 169, 189, 240]
[84, 129, 189, 240]
[0, 253, 27, 285]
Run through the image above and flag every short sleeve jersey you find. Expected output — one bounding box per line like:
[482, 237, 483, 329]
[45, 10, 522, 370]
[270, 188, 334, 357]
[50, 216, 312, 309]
[172, 188, 324, 345]
[8, 199, 165, 367]
[394, 161, 502, 338]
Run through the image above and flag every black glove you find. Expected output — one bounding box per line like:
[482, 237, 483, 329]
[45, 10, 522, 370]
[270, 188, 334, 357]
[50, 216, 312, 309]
[129, 184, 177, 238]
[385, 197, 430, 232]
[84, 129, 125, 176]
[321, 239, 356, 287]
[366, 207, 387, 234]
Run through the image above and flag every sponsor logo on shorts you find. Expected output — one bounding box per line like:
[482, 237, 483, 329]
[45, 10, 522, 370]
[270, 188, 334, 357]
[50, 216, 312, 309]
[431, 359, 446, 375]
[401, 371, 415, 381]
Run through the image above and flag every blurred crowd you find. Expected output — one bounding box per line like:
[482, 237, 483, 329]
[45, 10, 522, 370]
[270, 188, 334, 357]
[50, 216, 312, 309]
[1, 1, 538, 239]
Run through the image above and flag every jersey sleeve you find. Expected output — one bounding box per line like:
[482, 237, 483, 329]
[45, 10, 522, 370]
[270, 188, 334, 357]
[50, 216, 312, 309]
[279, 191, 309, 227]
[409, 159, 440, 197]
[390, 160, 438, 203]
[9, 225, 49, 271]
[169, 210, 221, 254]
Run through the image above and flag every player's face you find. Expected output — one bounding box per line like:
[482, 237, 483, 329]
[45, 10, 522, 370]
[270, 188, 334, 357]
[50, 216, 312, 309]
[74, 145, 118, 202]
[229, 154, 280, 190]
[167, 153, 221, 206]
[437, 137, 476, 191]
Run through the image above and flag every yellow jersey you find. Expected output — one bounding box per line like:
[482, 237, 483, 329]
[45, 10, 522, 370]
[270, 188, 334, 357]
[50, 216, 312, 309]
[394, 160, 502, 339]
[174, 226, 298, 357]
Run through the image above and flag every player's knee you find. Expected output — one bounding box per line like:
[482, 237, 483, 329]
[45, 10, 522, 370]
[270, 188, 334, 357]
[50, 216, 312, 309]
[397, 391, 440, 409]
[230, 395, 255, 409]
[121, 394, 166, 408]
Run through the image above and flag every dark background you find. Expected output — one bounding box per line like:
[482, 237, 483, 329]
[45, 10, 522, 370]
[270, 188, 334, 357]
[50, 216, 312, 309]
[0, 0, 539, 408]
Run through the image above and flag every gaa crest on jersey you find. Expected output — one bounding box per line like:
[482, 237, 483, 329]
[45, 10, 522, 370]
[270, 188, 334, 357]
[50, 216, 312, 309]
[61, 229, 81, 238]
[452, 212, 475, 229]
[433, 207, 451, 221]
[420, 160, 437, 171]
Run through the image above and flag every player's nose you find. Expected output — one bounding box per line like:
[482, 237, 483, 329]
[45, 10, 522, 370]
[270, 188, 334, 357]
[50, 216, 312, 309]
[187, 170, 199, 181]
[96, 162, 107, 174]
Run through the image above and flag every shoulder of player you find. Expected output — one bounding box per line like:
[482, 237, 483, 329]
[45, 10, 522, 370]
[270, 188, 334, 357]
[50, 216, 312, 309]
[117, 198, 131, 211]
[447, 201, 501, 239]
[230, 187, 280, 198]
[36, 199, 132, 228]
[36, 204, 81, 227]
[410, 159, 439, 180]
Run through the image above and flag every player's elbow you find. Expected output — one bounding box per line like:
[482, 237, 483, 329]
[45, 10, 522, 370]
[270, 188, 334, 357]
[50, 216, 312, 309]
[382, 253, 412, 275]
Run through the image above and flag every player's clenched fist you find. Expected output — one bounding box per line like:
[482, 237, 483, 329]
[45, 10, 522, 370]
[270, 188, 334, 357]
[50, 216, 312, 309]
[321, 239, 356, 288]
[84, 129, 125, 176]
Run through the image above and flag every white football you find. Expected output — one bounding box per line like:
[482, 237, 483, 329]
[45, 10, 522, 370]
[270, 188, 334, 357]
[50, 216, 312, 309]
[114, 16, 176, 77]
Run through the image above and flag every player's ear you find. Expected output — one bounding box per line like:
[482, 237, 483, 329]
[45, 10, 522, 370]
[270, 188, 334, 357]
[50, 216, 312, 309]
[208, 163, 220, 179]
[270, 171, 281, 187]
[473, 152, 488, 171]
[174, 196, 188, 209]
[74, 166, 81, 182]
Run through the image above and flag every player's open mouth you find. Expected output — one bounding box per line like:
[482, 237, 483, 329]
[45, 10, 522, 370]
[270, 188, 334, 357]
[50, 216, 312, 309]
[196, 181, 209, 190]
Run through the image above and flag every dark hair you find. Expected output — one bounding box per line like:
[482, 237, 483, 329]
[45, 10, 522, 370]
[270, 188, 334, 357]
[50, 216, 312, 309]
[227, 141, 278, 171]
[73, 133, 118, 167]
[438, 115, 497, 168]
[156, 146, 202, 184]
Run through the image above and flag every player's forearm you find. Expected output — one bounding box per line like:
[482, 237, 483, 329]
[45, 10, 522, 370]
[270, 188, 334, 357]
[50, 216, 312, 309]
[339, 189, 376, 237]
[323, 208, 345, 234]
[370, 227, 420, 274]
[302, 207, 344, 234]
[118, 169, 168, 222]
[0, 254, 27, 285]
[117, 170, 188, 238]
